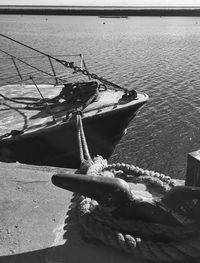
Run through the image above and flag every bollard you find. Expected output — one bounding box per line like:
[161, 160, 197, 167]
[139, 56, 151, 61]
[185, 150, 200, 186]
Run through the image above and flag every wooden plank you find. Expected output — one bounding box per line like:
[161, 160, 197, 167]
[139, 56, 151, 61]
[185, 150, 200, 186]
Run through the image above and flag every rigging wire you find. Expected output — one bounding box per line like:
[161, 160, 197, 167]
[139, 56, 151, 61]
[0, 33, 77, 65]
[0, 47, 55, 78]
[0, 33, 125, 91]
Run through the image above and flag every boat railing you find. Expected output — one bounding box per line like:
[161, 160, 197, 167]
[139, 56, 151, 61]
[0, 34, 125, 93]
[0, 52, 84, 87]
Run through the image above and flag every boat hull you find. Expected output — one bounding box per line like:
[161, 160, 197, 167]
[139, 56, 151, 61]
[0, 100, 146, 168]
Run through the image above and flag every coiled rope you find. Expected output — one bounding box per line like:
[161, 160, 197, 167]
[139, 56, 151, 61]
[75, 116, 200, 263]
[0, 82, 99, 140]
[0, 81, 99, 111]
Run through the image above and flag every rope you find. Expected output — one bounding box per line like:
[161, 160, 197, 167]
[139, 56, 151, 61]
[77, 197, 200, 262]
[74, 160, 200, 262]
[0, 81, 99, 109]
[106, 163, 176, 191]
[0, 81, 99, 140]
[0, 93, 42, 106]
[76, 113, 94, 173]
[66, 109, 200, 262]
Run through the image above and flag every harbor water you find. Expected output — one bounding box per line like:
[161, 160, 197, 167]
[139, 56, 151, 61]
[0, 15, 200, 179]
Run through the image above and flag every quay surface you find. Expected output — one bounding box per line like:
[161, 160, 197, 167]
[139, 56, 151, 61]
[0, 162, 145, 263]
[1, 147, 198, 263]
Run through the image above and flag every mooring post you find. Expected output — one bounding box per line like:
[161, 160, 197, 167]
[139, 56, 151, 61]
[185, 150, 200, 186]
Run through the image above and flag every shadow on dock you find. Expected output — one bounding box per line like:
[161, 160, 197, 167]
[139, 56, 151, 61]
[0, 198, 140, 263]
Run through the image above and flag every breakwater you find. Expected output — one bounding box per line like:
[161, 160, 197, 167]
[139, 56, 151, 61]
[1, 6, 200, 16]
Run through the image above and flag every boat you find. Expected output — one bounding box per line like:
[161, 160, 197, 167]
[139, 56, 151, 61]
[0, 34, 148, 168]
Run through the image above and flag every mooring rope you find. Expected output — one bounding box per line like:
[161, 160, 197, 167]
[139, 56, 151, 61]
[76, 113, 94, 173]
[75, 161, 200, 262]
[73, 116, 200, 262]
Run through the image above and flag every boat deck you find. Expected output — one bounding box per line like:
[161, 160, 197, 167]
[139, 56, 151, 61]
[0, 84, 148, 140]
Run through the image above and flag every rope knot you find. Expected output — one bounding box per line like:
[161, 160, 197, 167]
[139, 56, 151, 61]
[79, 159, 94, 174]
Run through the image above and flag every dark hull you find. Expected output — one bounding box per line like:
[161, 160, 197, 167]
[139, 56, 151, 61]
[0, 101, 145, 168]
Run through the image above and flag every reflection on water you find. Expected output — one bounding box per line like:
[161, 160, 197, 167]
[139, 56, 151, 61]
[0, 15, 200, 179]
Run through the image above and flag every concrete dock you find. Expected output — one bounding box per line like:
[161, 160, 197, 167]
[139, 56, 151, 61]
[0, 162, 145, 263]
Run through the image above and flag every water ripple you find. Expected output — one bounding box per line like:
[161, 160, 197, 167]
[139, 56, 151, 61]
[0, 15, 200, 178]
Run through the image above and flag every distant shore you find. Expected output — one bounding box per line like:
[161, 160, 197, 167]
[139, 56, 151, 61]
[1, 6, 200, 16]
